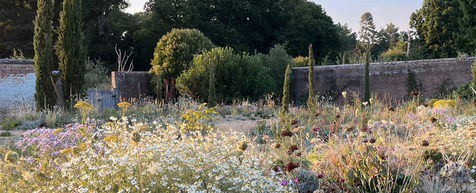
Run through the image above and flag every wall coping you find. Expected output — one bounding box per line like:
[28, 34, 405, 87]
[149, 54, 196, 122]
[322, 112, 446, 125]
[0, 59, 34, 64]
[292, 57, 476, 70]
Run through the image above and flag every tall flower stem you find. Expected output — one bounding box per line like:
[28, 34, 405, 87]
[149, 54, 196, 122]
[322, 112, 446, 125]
[137, 147, 145, 193]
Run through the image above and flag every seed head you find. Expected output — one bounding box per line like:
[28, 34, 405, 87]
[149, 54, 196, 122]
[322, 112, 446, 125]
[369, 138, 376, 143]
[5, 151, 19, 164]
[388, 107, 395, 112]
[281, 130, 293, 137]
[272, 143, 281, 149]
[291, 120, 298, 125]
[422, 140, 430, 147]
[131, 130, 141, 144]
[346, 127, 354, 132]
[237, 141, 248, 152]
[430, 117, 437, 123]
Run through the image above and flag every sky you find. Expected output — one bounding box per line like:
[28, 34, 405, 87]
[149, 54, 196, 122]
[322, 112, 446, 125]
[125, 0, 423, 33]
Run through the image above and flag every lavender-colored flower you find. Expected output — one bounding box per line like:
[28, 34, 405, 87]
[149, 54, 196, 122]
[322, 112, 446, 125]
[281, 181, 287, 186]
[25, 156, 34, 163]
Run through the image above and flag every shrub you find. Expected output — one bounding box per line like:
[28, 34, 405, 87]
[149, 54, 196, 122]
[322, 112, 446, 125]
[150, 28, 214, 81]
[0, 131, 11, 137]
[176, 47, 275, 104]
[83, 59, 111, 91]
[292, 56, 310, 67]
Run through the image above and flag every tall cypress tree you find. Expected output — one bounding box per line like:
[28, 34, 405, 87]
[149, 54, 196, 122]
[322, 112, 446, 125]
[282, 64, 292, 114]
[56, 0, 86, 108]
[364, 51, 371, 102]
[208, 61, 217, 108]
[34, 0, 56, 111]
[307, 44, 315, 113]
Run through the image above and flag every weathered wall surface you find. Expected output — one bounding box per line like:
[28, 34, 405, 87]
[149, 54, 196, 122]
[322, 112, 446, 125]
[0, 59, 36, 115]
[291, 58, 475, 103]
[112, 71, 151, 104]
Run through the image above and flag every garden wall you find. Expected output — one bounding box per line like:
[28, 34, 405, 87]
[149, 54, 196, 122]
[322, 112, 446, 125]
[0, 59, 36, 115]
[291, 57, 475, 103]
[111, 71, 151, 104]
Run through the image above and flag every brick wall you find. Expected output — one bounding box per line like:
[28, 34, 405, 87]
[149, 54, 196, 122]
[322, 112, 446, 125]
[112, 71, 151, 104]
[291, 57, 475, 104]
[0, 59, 36, 115]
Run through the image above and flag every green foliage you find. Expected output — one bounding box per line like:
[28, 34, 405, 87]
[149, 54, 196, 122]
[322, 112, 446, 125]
[0, 132, 11, 137]
[83, 59, 111, 91]
[359, 12, 376, 46]
[308, 44, 315, 113]
[0, 0, 37, 58]
[473, 58, 476, 88]
[292, 56, 310, 67]
[406, 70, 417, 96]
[176, 47, 275, 104]
[410, 0, 461, 58]
[34, 0, 56, 111]
[364, 51, 371, 102]
[456, 82, 474, 101]
[56, 0, 87, 109]
[282, 64, 292, 114]
[282, 1, 340, 61]
[455, 0, 476, 54]
[150, 28, 214, 81]
[1, 118, 22, 131]
[259, 44, 293, 99]
[208, 62, 217, 108]
[336, 23, 358, 53]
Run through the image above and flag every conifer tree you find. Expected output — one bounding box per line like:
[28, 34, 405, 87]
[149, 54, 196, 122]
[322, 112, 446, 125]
[307, 44, 315, 113]
[208, 61, 217, 108]
[282, 64, 292, 114]
[364, 51, 371, 102]
[34, 0, 56, 110]
[56, 0, 86, 108]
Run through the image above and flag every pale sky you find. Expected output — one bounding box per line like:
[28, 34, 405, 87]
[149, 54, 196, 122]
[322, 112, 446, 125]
[125, 0, 423, 33]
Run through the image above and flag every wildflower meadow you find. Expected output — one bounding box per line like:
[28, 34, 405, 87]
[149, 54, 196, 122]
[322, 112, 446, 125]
[2, 93, 476, 193]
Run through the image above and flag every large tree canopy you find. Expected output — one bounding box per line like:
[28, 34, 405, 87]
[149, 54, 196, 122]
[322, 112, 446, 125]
[456, 0, 476, 54]
[410, 0, 461, 58]
[282, 1, 340, 62]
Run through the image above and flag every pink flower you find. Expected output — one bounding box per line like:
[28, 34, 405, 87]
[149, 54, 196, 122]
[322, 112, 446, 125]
[312, 125, 319, 132]
[294, 178, 299, 184]
[281, 181, 287, 186]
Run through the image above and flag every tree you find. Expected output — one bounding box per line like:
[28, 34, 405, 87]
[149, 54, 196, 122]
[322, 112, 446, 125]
[307, 44, 315, 113]
[0, 0, 37, 58]
[56, 0, 87, 108]
[456, 0, 476, 53]
[282, 64, 292, 114]
[208, 61, 217, 108]
[359, 12, 376, 48]
[385, 23, 400, 49]
[282, 1, 340, 61]
[259, 44, 292, 99]
[336, 23, 358, 53]
[410, 0, 461, 58]
[150, 28, 214, 81]
[364, 51, 370, 102]
[34, 0, 56, 110]
[176, 47, 275, 103]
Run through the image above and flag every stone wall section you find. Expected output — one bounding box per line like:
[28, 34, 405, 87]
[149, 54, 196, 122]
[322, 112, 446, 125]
[291, 58, 475, 103]
[111, 71, 151, 104]
[0, 60, 35, 115]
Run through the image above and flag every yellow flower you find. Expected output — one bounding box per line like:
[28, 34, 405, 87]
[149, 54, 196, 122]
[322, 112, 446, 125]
[74, 101, 94, 110]
[433, 100, 456, 109]
[104, 136, 118, 144]
[117, 102, 132, 109]
[342, 91, 347, 98]
[61, 148, 73, 155]
[53, 128, 63, 135]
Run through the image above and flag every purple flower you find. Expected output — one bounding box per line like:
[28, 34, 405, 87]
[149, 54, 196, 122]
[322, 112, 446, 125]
[281, 181, 287, 186]
[25, 157, 34, 163]
[294, 178, 299, 184]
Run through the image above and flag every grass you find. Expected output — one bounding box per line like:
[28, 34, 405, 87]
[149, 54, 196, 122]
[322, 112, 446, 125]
[0, 93, 476, 192]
